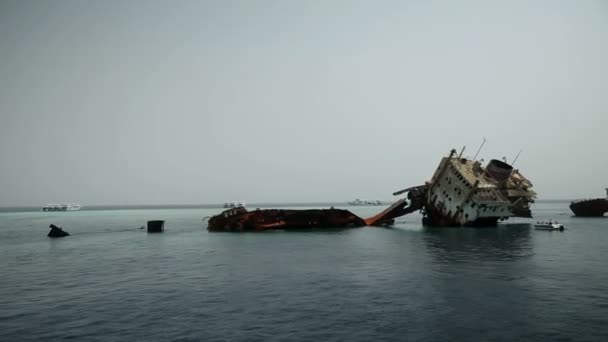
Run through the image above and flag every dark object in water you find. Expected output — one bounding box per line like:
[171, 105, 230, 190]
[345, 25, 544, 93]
[570, 198, 608, 217]
[48, 224, 70, 238]
[207, 207, 365, 232]
[147, 220, 165, 233]
[207, 194, 425, 232]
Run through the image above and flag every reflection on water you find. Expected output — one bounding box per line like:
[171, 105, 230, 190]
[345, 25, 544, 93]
[423, 223, 533, 263]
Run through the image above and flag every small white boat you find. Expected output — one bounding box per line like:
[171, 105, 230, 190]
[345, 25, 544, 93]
[42, 203, 81, 211]
[534, 221, 565, 231]
[223, 201, 246, 209]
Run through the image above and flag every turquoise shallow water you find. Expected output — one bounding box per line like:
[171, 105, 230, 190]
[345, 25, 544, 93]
[1, 202, 607, 341]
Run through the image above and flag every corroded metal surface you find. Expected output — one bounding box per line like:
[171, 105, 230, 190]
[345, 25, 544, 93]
[207, 207, 366, 232]
[206, 187, 426, 231]
[570, 198, 608, 217]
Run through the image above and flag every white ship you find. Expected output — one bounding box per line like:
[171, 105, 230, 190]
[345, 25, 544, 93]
[348, 199, 383, 206]
[42, 203, 81, 211]
[223, 201, 246, 209]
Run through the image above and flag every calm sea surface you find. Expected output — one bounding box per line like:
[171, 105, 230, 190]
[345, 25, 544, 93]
[1, 202, 607, 341]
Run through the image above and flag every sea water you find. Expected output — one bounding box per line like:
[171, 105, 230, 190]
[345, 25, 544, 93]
[1, 202, 607, 341]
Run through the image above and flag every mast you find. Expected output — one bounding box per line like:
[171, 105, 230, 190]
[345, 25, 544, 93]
[512, 150, 523, 166]
[458, 145, 466, 159]
[472, 137, 486, 161]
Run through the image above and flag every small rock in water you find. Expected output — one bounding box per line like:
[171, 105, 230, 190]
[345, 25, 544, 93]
[48, 224, 70, 238]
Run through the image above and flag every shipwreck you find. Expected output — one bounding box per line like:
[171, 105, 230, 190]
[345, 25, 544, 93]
[411, 147, 536, 226]
[206, 147, 537, 231]
[569, 189, 608, 217]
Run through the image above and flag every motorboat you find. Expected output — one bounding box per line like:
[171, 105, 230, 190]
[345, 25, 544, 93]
[534, 221, 565, 231]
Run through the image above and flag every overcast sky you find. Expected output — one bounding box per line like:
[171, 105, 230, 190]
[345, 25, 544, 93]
[1, 0, 607, 206]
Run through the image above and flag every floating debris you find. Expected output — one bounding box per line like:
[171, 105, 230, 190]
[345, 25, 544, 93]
[48, 224, 70, 238]
[147, 220, 165, 233]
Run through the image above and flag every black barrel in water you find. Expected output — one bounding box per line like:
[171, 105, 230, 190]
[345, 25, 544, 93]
[147, 220, 165, 233]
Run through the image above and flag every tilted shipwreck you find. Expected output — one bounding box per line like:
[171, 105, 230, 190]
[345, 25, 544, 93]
[411, 148, 536, 226]
[206, 148, 537, 231]
[569, 189, 608, 217]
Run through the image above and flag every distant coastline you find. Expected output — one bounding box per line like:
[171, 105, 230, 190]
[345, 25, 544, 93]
[0, 199, 574, 213]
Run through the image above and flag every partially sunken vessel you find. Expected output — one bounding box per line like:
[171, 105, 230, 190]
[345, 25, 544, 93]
[569, 189, 608, 217]
[414, 148, 537, 226]
[205, 147, 537, 231]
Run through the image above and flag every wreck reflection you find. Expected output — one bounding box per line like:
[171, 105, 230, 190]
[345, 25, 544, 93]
[422, 223, 533, 263]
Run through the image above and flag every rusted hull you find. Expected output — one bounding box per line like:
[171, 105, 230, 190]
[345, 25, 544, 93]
[364, 186, 425, 226]
[570, 199, 608, 217]
[207, 187, 429, 232]
[207, 207, 366, 232]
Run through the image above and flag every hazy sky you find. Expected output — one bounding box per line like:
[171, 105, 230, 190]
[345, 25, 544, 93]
[1, 0, 607, 206]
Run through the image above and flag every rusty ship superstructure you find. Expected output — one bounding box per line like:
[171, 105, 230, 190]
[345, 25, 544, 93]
[416, 148, 536, 226]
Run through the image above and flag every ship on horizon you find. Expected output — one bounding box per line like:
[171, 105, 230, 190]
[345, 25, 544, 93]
[223, 201, 246, 209]
[569, 189, 608, 217]
[348, 199, 383, 206]
[42, 203, 81, 211]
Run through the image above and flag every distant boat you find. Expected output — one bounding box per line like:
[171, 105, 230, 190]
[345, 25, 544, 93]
[348, 199, 383, 206]
[42, 203, 81, 211]
[534, 221, 565, 231]
[223, 201, 246, 209]
[570, 188, 608, 217]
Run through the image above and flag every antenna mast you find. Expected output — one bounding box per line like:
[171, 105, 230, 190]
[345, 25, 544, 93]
[512, 149, 523, 166]
[472, 137, 486, 161]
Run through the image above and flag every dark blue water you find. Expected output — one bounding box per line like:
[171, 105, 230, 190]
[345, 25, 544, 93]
[1, 202, 607, 341]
